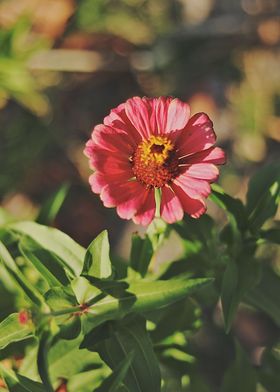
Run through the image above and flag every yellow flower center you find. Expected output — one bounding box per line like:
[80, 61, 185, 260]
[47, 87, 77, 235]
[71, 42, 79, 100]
[131, 135, 180, 188]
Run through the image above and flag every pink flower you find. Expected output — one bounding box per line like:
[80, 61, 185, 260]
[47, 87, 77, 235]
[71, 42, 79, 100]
[84, 97, 226, 225]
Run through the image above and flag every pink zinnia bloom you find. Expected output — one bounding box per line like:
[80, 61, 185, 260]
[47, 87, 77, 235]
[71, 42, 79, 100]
[84, 97, 226, 225]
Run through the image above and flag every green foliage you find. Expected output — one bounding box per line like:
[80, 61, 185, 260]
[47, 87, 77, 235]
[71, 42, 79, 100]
[0, 163, 279, 391]
[83, 230, 112, 279]
[221, 342, 257, 392]
[0, 313, 33, 350]
[36, 184, 70, 226]
[0, 18, 50, 115]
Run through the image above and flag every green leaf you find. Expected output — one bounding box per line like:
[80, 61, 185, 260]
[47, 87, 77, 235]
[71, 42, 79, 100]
[130, 234, 153, 278]
[94, 351, 134, 392]
[82, 230, 112, 279]
[258, 344, 280, 392]
[151, 298, 200, 342]
[45, 287, 77, 311]
[37, 330, 54, 392]
[210, 184, 247, 231]
[9, 221, 84, 276]
[96, 316, 161, 392]
[221, 259, 238, 333]
[221, 257, 260, 333]
[260, 228, 280, 245]
[245, 267, 280, 326]
[19, 235, 71, 287]
[0, 365, 44, 392]
[36, 183, 69, 225]
[67, 369, 110, 392]
[71, 276, 102, 304]
[44, 288, 81, 339]
[0, 313, 33, 350]
[221, 341, 257, 392]
[246, 163, 280, 230]
[81, 277, 212, 333]
[0, 241, 46, 308]
[47, 337, 105, 383]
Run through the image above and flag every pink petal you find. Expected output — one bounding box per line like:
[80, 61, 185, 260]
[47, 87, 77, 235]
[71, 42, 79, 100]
[125, 97, 154, 139]
[89, 148, 131, 174]
[104, 103, 142, 144]
[133, 190, 156, 226]
[117, 186, 150, 220]
[103, 102, 126, 126]
[89, 172, 132, 194]
[174, 174, 211, 198]
[172, 183, 206, 218]
[92, 124, 135, 154]
[155, 97, 190, 134]
[183, 163, 220, 182]
[154, 97, 172, 134]
[160, 186, 184, 223]
[101, 181, 143, 208]
[166, 98, 191, 133]
[178, 113, 216, 157]
[84, 139, 94, 159]
[186, 146, 226, 164]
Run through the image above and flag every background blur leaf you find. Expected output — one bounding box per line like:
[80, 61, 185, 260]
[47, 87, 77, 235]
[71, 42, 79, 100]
[82, 230, 112, 279]
[221, 341, 257, 392]
[210, 184, 247, 231]
[221, 258, 238, 333]
[246, 162, 280, 230]
[258, 345, 280, 392]
[260, 228, 280, 244]
[36, 184, 70, 225]
[221, 257, 260, 332]
[245, 267, 280, 326]
[0, 313, 33, 350]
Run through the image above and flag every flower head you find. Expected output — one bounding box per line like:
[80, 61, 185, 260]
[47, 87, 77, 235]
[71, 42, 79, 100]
[84, 97, 226, 225]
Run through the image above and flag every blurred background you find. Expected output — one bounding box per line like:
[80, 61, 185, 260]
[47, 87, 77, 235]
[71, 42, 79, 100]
[0, 0, 279, 246]
[0, 2, 280, 391]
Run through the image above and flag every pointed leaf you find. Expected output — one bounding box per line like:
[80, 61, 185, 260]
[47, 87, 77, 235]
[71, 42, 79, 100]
[36, 183, 69, 225]
[130, 234, 153, 278]
[96, 317, 161, 392]
[19, 236, 71, 287]
[94, 351, 134, 392]
[221, 257, 260, 332]
[81, 278, 212, 332]
[0, 241, 46, 308]
[71, 276, 102, 305]
[210, 184, 247, 231]
[9, 221, 84, 276]
[37, 331, 54, 391]
[83, 230, 112, 279]
[246, 163, 280, 230]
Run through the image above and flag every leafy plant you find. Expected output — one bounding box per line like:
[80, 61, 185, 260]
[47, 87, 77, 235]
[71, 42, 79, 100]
[0, 162, 279, 391]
